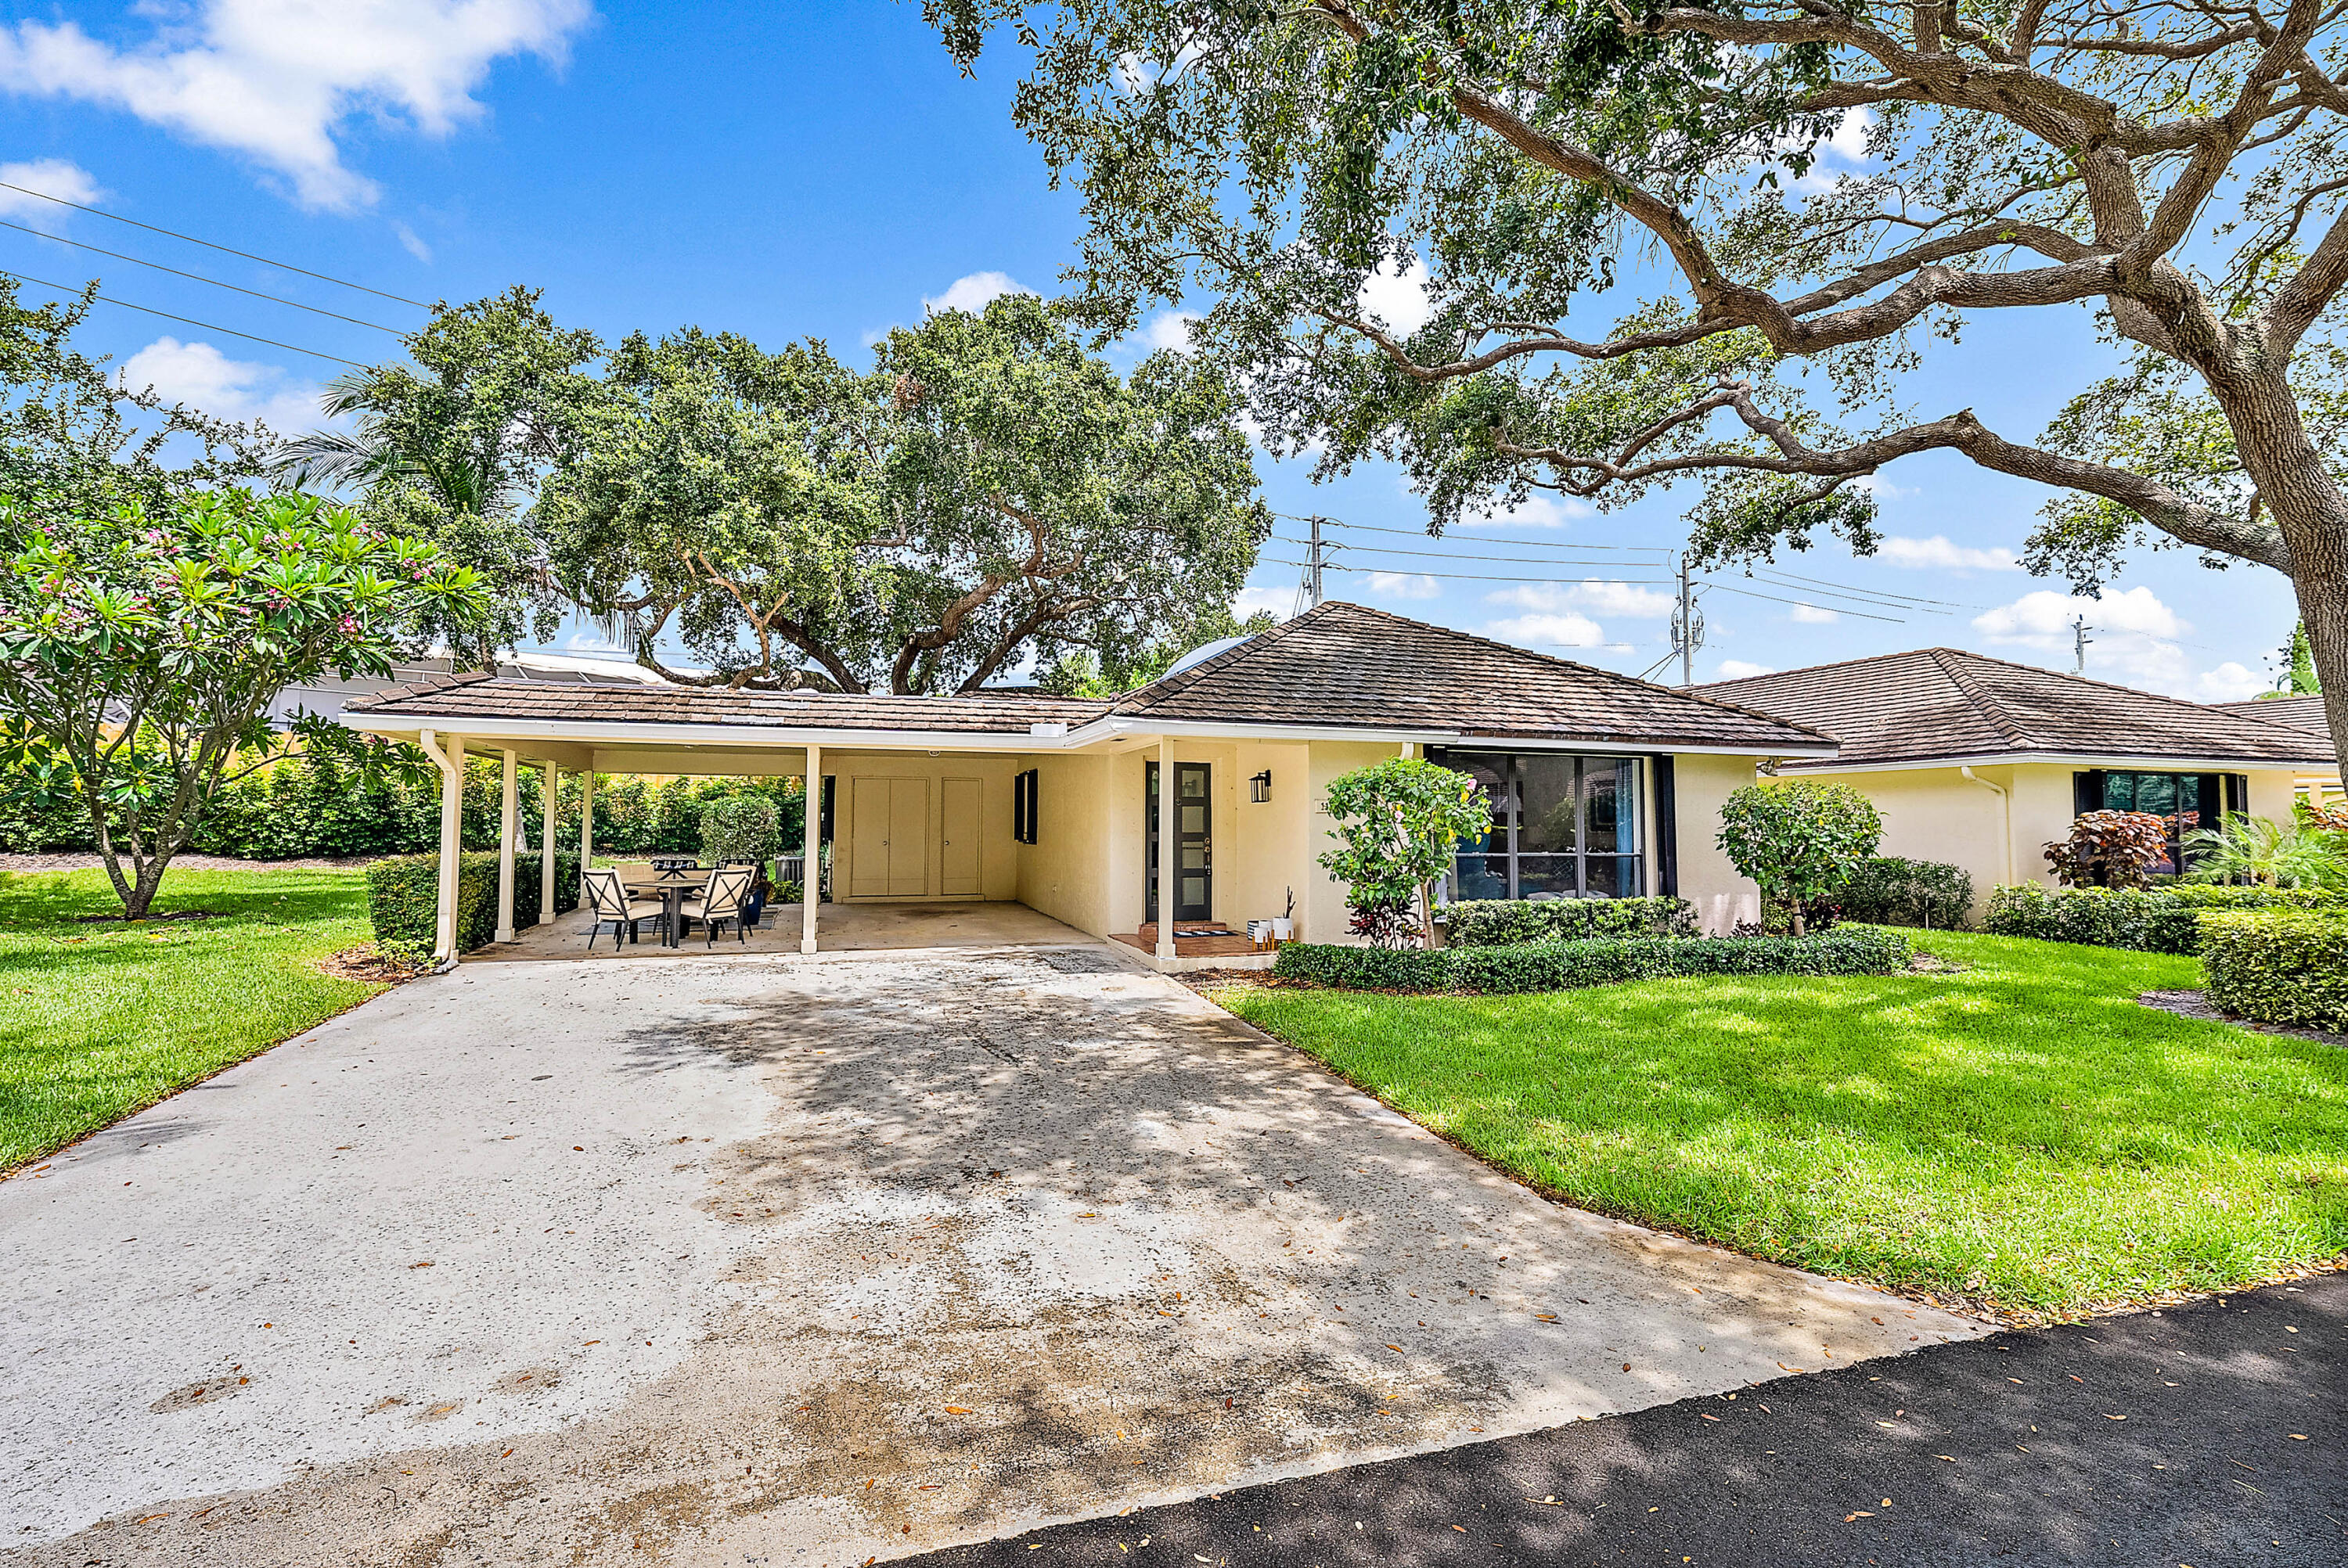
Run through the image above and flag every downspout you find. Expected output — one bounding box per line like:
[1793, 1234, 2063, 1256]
[416, 728, 465, 973]
[1960, 766, 2015, 886]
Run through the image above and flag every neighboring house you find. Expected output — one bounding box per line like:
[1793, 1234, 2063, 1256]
[278, 649, 669, 724]
[2209, 694, 2341, 807]
[342, 601, 1833, 966]
[1701, 649, 2338, 909]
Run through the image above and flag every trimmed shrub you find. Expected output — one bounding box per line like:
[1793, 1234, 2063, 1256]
[2200, 910, 2348, 1033]
[1981, 883, 2343, 955]
[366, 851, 581, 953]
[1271, 928, 1910, 994]
[1444, 896, 1698, 946]
[1835, 857, 1975, 929]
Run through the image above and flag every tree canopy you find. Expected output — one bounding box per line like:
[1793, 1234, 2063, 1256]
[928, 0, 2348, 772]
[310, 291, 1269, 693]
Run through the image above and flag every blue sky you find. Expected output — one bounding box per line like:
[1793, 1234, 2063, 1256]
[0, 0, 2307, 697]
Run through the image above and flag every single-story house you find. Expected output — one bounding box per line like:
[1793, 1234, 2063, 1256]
[343, 601, 1833, 966]
[2209, 694, 2341, 807]
[1701, 649, 2341, 908]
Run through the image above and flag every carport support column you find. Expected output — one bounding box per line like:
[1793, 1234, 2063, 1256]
[539, 761, 559, 924]
[1155, 735, 1177, 961]
[423, 729, 465, 968]
[579, 768, 595, 867]
[495, 748, 519, 943]
[801, 743, 821, 955]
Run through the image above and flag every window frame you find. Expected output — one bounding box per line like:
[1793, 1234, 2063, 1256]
[1424, 748, 1644, 901]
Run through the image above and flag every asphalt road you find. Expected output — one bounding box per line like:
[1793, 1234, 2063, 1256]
[913, 1271, 2346, 1568]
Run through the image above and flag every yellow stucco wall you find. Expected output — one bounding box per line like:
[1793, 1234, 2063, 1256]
[1669, 753, 1763, 934]
[1795, 761, 2310, 913]
[823, 750, 1021, 904]
[1011, 750, 1115, 935]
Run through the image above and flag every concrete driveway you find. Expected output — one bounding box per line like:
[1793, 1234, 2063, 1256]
[2, 940, 1983, 1566]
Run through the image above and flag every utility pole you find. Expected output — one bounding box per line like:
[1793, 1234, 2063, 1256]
[2071, 613, 2093, 675]
[1669, 554, 1705, 686]
[1308, 515, 1324, 607]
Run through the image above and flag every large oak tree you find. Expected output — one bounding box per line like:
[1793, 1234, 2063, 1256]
[535, 293, 1268, 692]
[930, 0, 2348, 773]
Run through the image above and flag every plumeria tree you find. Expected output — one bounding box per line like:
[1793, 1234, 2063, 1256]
[0, 490, 484, 917]
[1320, 757, 1493, 948]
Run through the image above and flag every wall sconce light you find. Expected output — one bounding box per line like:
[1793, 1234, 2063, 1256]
[1250, 769, 1272, 804]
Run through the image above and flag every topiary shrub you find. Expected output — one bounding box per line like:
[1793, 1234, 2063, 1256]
[2199, 910, 2348, 1032]
[1835, 857, 1975, 929]
[1271, 927, 1910, 994]
[1444, 896, 1697, 946]
[700, 793, 782, 866]
[1715, 780, 1883, 935]
[366, 851, 581, 954]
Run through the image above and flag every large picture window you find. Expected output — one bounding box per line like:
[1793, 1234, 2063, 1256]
[2073, 770, 2246, 875]
[1426, 749, 1643, 901]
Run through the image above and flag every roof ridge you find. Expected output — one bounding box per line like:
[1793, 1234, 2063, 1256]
[1928, 647, 2039, 751]
[344, 671, 492, 713]
[1699, 646, 1960, 689]
[1266, 600, 1838, 743]
[1110, 601, 1337, 714]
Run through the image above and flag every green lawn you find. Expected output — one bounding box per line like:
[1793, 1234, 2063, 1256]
[1217, 930, 2348, 1320]
[1, 866, 382, 1170]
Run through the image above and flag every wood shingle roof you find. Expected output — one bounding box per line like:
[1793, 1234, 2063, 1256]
[2211, 694, 2335, 750]
[1107, 601, 1831, 750]
[346, 674, 1113, 734]
[1700, 648, 2339, 769]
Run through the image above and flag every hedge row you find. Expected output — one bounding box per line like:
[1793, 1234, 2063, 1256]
[1835, 856, 1975, 929]
[1271, 928, 1912, 994]
[2200, 911, 2348, 1034]
[1980, 883, 2343, 955]
[1444, 896, 1697, 946]
[2, 750, 805, 860]
[366, 851, 582, 954]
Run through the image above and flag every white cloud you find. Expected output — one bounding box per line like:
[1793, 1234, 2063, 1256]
[1133, 309, 1197, 354]
[924, 270, 1030, 315]
[1972, 586, 2192, 689]
[117, 336, 324, 431]
[1488, 580, 1675, 619]
[1784, 107, 1874, 195]
[1232, 582, 1295, 622]
[1485, 611, 1605, 649]
[1825, 106, 1874, 161]
[1789, 601, 1839, 624]
[1363, 571, 1441, 601]
[1716, 659, 1776, 679]
[0, 157, 101, 229]
[1356, 254, 1431, 336]
[391, 219, 431, 262]
[1876, 534, 2022, 572]
[2194, 662, 2269, 703]
[1456, 491, 1593, 529]
[0, 2, 591, 211]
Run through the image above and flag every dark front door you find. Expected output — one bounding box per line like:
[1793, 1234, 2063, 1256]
[1145, 761, 1212, 924]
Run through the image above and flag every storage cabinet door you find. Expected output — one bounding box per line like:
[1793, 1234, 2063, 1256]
[940, 777, 981, 896]
[848, 777, 892, 898]
[888, 778, 930, 896]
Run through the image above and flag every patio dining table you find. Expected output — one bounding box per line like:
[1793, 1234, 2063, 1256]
[624, 872, 703, 948]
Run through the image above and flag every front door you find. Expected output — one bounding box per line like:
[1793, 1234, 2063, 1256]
[1144, 761, 1211, 924]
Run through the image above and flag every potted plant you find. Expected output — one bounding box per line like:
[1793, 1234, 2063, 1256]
[699, 795, 783, 926]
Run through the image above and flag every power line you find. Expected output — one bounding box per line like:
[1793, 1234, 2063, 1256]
[1, 220, 409, 334]
[1259, 556, 1676, 586]
[3, 269, 365, 367]
[1695, 579, 1909, 624]
[1267, 534, 1687, 570]
[1742, 564, 1981, 610]
[0, 181, 430, 308]
[1736, 570, 1957, 617]
[1273, 512, 1673, 555]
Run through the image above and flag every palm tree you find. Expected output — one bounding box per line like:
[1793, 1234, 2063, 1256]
[2182, 812, 2348, 889]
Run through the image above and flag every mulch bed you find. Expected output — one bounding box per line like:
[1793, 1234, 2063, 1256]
[317, 946, 428, 986]
[2138, 987, 2348, 1048]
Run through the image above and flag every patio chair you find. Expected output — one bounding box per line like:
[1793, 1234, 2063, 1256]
[678, 865, 756, 946]
[609, 860, 657, 886]
[582, 867, 663, 951]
